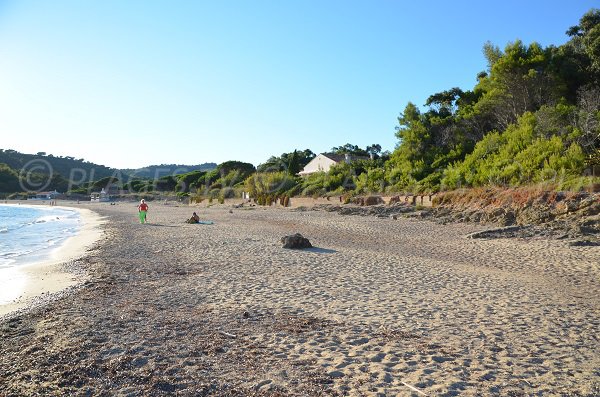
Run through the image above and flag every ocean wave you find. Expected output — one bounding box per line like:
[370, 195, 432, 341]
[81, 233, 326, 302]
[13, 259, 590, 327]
[0, 206, 81, 269]
[0, 250, 32, 259]
[45, 236, 72, 248]
[0, 258, 15, 268]
[34, 215, 62, 224]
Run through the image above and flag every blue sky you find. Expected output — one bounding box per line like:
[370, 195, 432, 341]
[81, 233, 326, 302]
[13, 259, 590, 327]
[0, 1, 597, 169]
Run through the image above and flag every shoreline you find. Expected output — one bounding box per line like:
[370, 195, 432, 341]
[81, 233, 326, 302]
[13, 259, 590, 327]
[0, 205, 105, 318]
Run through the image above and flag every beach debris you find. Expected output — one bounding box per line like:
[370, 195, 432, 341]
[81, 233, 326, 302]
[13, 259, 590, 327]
[401, 381, 428, 396]
[364, 195, 384, 206]
[281, 233, 312, 249]
[348, 195, 385, 206]
[466, 226, 527, 239]
[253, 379, 272, 391]
[569, 239, 600, 247]
[218, 330, 237, 339]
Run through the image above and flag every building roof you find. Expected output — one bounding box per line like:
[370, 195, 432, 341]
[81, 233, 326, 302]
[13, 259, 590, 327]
[320, 153, 345, 162]
[299, 152, 372, 176]
[321, 153, 370, 162]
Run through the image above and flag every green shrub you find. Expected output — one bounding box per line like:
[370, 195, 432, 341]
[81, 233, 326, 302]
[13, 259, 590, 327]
[244, 171, 299, 205]
[440, 111, 587, 190]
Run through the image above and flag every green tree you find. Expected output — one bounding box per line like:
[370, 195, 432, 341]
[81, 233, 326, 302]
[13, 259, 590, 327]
[91, 176, 120, 190]
[365, 144, 382, 159]
[155, 175, 177, 191]
[575, 84, 600, 155]
[330, 143, 369, 157]
[0, 163, 21, 193]
[176, 170, 207, 192]
[388, 102, 432, 186]
[567, 8, 600, 73]
[287, 150, 300, 175]
[479, 40, 562, 130]
[217, 161, 255, 177]
[214, 161, 256, 188]
[257, 149, 315, 173]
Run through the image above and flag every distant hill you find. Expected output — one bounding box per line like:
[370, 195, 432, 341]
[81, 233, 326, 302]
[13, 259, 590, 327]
[0, 149, 218, 195]
[122, 163, 217, 179]
[0, 149, 128, 183]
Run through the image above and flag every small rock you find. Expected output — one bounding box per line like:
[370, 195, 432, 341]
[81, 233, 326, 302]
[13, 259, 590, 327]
[328, 370, 345, 379]
[281, 233, 312, 249]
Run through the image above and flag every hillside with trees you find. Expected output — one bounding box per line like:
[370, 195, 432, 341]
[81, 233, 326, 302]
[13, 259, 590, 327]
[0, 149, 122, 183]
[0, 149, 218, 197]
[241, 8, 599, 201]
[121, 163, 216, 179]
[386, 9, 599, 193]
[257, 150, 316, 173]
[0, 150, 114, 196]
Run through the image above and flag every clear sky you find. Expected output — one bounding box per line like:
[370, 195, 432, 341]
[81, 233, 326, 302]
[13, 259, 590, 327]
[0, 1, 597, 169]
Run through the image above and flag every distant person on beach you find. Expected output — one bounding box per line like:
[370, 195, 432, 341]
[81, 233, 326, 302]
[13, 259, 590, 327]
[138, 199, 149, 224]
[186, 212, 200, 224]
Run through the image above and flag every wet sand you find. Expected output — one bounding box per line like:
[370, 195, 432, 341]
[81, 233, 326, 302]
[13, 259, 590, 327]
[0, 202, 598, 396]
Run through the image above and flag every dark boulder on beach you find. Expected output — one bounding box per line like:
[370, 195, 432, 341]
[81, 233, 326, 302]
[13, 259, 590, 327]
[281, 233, 312, 249]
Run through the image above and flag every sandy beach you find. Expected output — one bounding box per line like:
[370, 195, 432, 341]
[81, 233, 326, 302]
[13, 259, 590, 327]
[0, 202, 598, 396]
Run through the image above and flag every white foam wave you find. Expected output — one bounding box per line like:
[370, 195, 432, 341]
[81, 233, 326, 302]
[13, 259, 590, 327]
[34, 215, 61, 224]
[0, 258, 16, 268]
[0, 250, 33, 259]
[0, 206, 82, 269]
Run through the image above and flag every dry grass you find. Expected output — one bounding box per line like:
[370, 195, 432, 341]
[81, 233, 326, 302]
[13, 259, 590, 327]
[434, 186, 594, 211]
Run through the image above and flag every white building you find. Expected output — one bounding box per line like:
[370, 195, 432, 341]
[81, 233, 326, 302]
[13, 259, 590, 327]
[28, 190, 61, 200]
[299, 153, 368, 176]
[90, 188, 110, 202]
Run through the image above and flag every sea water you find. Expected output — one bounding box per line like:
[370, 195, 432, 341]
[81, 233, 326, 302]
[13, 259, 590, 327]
[0, 204, 81, 269]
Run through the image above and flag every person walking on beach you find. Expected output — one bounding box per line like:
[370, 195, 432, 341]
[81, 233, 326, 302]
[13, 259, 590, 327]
[138, 199, 149, 224]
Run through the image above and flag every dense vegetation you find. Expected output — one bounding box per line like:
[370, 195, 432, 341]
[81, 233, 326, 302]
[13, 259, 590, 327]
[386, 14, 600, 192]
[0, 150, 217, 198]
[384, 8, 600, 193]
[120, 163, 216, 179]
[1, 9, 598, 199]
[256, 150, 316, 173]
[0, 149, 121, 194]
[246, 9, 600, 198]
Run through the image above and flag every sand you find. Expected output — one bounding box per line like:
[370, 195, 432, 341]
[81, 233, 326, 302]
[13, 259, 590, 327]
[0, 206, 105, 317]
[0, 202, 598, 396]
